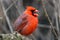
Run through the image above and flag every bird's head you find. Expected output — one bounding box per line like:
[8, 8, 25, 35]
[24, 6, 39, 17]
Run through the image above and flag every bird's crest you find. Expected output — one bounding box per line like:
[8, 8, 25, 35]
[26, 6, 36, 10]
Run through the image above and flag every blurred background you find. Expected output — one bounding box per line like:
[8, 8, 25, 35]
[0, 0, 60, 40]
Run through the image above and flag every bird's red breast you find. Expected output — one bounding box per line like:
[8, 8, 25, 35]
[14, 6, 38, 36]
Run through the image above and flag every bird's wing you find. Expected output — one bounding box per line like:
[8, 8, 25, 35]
[13, 14, 28, 32]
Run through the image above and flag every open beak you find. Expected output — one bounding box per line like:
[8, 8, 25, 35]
[35, 10, 39, 12]
[34, 10, 39, 16]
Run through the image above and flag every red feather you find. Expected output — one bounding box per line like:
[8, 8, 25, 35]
[14, 6, 38, 36]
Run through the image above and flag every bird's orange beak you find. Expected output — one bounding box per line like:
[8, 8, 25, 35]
[34, 10, 39, 16]
[35, 10, 39, 12]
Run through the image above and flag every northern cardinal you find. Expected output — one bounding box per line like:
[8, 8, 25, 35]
[14, 6, 39, 36]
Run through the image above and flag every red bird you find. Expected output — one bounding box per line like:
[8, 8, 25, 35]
[14, 6, 39, 36]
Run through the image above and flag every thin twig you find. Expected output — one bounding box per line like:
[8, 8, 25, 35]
[1, 0, 14, 33]
[41, 0, 58, 38]
[6, 0, 18, 12]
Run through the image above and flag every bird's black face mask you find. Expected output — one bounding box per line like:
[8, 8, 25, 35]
[31, 10, 36, 16]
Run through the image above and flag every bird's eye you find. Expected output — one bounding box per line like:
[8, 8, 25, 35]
[31, 10, 35, 13]
[30, 10, 36, 16]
